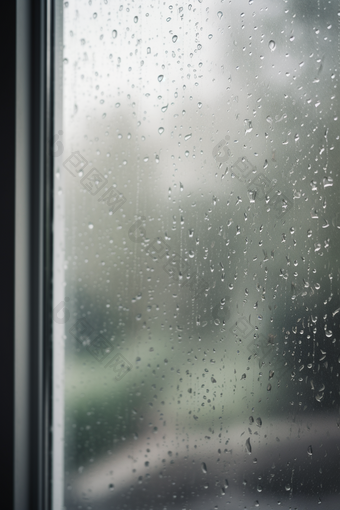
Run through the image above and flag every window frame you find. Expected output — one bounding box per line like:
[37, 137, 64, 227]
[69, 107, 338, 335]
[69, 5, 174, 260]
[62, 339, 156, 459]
[15, 0, 54, 509]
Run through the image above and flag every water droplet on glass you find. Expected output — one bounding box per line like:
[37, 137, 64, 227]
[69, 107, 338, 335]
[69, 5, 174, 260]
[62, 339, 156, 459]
[158, 74, 164, 82]
[88, 223, 94, 229]
[323, 176, 333, 187]
[307, 445, 313, 456]
[184, 133, 192, 141]
[172, 35, 178, 43]
[134, 16, 138, 23]
[256, 417, 262, 427]
[158, 127, 164, 134]
[217, 11, 223, 19]
[201, 462, 208, 473]
[269, 40, 276, 51]
[161, 104, 168, 112]
[246, 437, 252, 454]
[112, 29, 117, 38]
[109, 483, 114, 491]
[93, 12, 97, 19]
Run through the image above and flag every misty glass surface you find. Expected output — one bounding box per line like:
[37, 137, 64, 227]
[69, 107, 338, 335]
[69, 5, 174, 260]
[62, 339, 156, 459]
[53, 1, 340, 509]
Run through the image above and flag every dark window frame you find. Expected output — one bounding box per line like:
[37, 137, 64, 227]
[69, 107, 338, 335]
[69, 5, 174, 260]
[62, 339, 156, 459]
[15, 0, 54, 509]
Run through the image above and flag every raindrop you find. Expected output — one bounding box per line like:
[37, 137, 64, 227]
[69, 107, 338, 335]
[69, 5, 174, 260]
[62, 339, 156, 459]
[184, 133, 192, 140]
[112, 29, 117, 38]
[172, 35, 178, 43]
[93, 12, 97, 19]
[201, 462, 208, 473]
[323, 176, 333, 187]
[88, 223, 94, 229]
[198, 102, 202, 108]
[158, 127, 164, 134]
[109, 483, 114, 491]
[246, 437, 252, 454]
[217, 11, 223, 19]
[267, 383, 272, 391]
[158, 75, 164, 82]
[307, 445, 313, 456]
[256, 417, 262, 427]
[161, 104, 168, 112]
[269, 40, 276, 51]
[134, 16, 138, 23]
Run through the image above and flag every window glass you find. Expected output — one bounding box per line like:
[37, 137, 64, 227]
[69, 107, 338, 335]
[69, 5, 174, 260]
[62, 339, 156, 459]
[53, 1, 340, 508]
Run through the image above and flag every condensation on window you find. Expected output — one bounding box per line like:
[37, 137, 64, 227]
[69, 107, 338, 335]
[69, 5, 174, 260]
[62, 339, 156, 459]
[53, 1, 340, 509]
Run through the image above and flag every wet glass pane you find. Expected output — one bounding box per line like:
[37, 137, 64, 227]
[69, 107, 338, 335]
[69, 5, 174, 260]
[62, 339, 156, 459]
[53, 1, 340, 508]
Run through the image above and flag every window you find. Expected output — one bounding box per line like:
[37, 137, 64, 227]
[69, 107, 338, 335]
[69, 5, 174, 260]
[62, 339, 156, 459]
[15, 1, 340, 509]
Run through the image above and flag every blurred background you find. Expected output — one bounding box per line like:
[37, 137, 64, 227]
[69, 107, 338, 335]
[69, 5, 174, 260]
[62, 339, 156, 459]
[53, 0, 340, 508]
